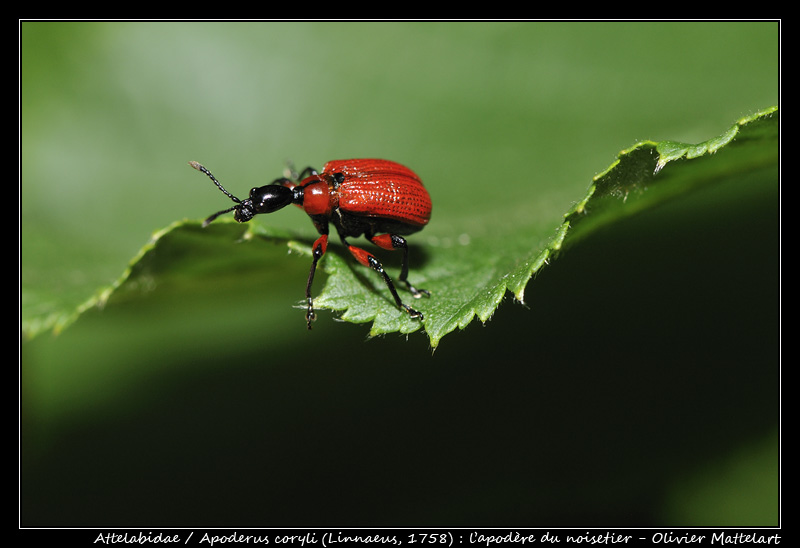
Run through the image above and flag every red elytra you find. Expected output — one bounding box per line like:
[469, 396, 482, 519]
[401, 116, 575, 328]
[190, 158, 432, 329]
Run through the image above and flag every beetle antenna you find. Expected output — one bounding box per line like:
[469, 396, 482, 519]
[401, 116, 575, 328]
[202, 205, 239, 227]
[189, 161, 242, 204]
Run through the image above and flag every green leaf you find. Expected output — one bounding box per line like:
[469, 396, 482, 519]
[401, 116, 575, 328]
[21, 107, 778, 347]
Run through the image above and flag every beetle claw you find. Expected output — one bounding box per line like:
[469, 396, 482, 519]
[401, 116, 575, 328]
[403, 305, 424, 321]
[403, 281, 430, 299]
[412, 287, 431, 299]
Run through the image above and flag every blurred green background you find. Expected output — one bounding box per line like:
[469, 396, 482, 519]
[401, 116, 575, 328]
[20, 22, 779, 526]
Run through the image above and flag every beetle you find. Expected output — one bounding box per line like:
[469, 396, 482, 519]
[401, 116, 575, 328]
[189, 158, 432, 329]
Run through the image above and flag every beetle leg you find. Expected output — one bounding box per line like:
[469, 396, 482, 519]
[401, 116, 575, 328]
[296, 166, 318, 180]
[305, 233, 328, 329]
[368, 234, 430, 298]
[344, 239, 424, 321]
[285, 161, 318, 182]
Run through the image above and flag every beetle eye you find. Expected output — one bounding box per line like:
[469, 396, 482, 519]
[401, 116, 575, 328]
[233, 206, 254, 223]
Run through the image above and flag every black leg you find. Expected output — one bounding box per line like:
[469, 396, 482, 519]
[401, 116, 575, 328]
[305, 234, 328, 329]
[344, 236, 425, 321]
[367, 234, 430, 298]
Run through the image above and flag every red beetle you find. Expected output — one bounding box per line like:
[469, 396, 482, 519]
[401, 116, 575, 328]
[190, 159, 432, 329]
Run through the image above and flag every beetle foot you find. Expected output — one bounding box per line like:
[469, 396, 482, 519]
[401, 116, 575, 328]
[402, 304, 424, 321]
[306, 301, 316, 330]
[405, 282, 431, 299]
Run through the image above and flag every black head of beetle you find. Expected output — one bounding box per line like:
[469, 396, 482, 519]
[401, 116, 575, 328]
[189, 161, 301, 226]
